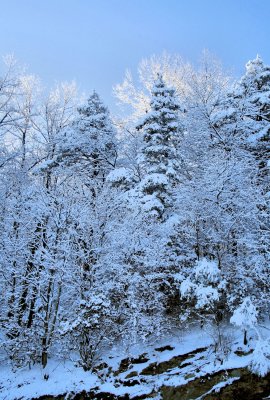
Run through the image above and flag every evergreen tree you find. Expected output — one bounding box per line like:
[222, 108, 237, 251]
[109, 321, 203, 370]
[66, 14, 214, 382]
[212, 56, 270, 190]
[137, 74, 184, 218]
[75, 91, 117, 180]
[42, 91, 117, 193]
[209, 56, 270, 317]
[238, 56, 270, 192]
[235, 56, 270, 313]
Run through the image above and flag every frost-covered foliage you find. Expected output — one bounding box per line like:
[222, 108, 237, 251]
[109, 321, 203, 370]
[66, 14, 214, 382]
[230, 299, 270, 376]
[38, 91, 117, 193]
[212, 55, 270, 190]
[61, 293, 112, 371]
[250, 339, 270, 377]
[180, 258, 225, 318]
[0, 54, 269, 378]
[106, 167, 135, 190]
[211, 56, 270, 315]
[137, 75, 185, 218]
[230, 297, 258, 330]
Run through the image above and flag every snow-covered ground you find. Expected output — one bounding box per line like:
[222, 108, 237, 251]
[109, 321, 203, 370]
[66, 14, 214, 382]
[0, 326, 259, 400]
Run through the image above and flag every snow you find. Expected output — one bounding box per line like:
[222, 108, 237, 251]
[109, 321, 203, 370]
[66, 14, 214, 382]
[195, 285, 219, 309]
[246, 125, 269, 144]
[140, 173, 169, 189]
[106, 167, 134, 184]
[195, 258, 220, 284]
[180, 278, 195, 297]
[211, 107, 236, 124]
[141, 194, 164, 214]
[0, 330, 210, 399]
[230, 297, 258, 329]
[250, 339, 270, 377]
[0, 360, 99, 400]
[0, 327, 257, 400]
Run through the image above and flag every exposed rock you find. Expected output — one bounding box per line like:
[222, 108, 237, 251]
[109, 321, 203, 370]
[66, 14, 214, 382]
[154, 345, 174, 352]
[234, 349, 254, 357]
[141, 346, 207, 375]
[92, 362, 109, 372]
[116, 354, 149, 374]
[125, 371, 138, 379]
[204, 370, 270, 400]
[161, 368, 245, 400]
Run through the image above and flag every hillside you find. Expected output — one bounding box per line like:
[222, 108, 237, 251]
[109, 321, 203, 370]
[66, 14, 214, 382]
[1, 329, 270, 400]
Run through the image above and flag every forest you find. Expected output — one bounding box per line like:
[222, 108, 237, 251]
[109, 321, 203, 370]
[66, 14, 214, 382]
[0, 51, 269, 397]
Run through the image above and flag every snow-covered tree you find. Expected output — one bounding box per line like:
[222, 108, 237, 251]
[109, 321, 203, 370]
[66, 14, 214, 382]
[237, 56, 270, 185]
[250, 338, 270, 377]
[230, 297, 270, 376]
[212, 56, 270, 185]
[137, 74, 184, 218]
[45, 91, 117, 193]
[180, 258, 226, 322]
[114, 52, 191, 124]
[0, 52, 270, 376]
[230, 297, 258, 345]
[61, 292, 112, 371]
[210, 56, 270, 315]
[0, 56, 21, 140]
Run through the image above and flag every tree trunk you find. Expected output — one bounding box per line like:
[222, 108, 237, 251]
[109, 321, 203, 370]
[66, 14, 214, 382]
[243, 329, 248, 345]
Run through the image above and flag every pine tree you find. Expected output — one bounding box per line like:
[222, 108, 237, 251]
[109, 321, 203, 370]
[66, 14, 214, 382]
[42, 91, 117, 192]
[137, 74, 184, 218]
[75, 91, 117, 180]
[237, 56, 270, 313]
[209, 56, 270, 318]
[239, 56, 270, 190]
[213, 56, 270, 190]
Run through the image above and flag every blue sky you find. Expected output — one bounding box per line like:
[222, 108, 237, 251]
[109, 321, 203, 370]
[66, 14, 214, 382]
[0, 0, 269, 109]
